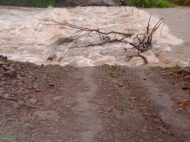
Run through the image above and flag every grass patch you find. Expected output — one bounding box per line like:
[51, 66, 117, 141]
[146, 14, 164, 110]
[149, 66, 160, 70]
[165, 64, 181, 72]
[115, 0, 173, 8]
[0, 131, 21, 142]
[115, 104, 132, 111]
[156, 0, 173, 7]
[45, 77, 54, 83]
[107, 69, 121, 78]
[47, 64, 60, 68]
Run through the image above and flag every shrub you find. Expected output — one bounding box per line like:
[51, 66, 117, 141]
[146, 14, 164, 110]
[126, 0, 173, 7]
[170, 0, 190, 5]
[156, 0, 173, 7]
[0, 0, 62, 7]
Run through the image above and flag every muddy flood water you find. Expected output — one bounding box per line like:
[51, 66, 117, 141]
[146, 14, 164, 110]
[0, 6, 189, 67]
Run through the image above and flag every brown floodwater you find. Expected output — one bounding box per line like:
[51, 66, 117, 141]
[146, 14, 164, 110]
[0, 6, 189, 67]
[145, 7, 190, 67]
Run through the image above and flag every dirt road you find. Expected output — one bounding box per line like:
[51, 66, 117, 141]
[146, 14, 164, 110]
[0, 58, 190, 142]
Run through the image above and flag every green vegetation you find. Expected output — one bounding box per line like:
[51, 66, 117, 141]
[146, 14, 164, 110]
[47, 64, 60, 68]
[156, 0, 173, 7]
[169, 0, 190, 5]
[45, 76, 54, 83]
[115, 0, 173, 8]
[149, 66, 160, 69]
[165, 64, 181, 72]
[0, 131, 21, 142]
[0, 0, 189, 7]
[107, 69, 121, 78]
[0, 0, 62, 8]
[115, 104, 132, 111]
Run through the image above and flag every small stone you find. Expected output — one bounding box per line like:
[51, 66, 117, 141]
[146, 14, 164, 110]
[2, 65, 12, 71]
[173, 96, 183, 100]
[184, 75, 190, 81]
[130, 97, 136, 100]
[35, 89, 42, 92]
[56, 139, 63, 142]
[157, 139, 163, 142]
[49, 83, 55, 87]
[158, 126, 167, 133]
[53, 96, 62, 101]
[7, 118, 12, 121]
[0, 61, 5, 66]
[29, 99, 37, 104]
[177, 68, 190, 75]
[66, 105, 71, 108]
[142, 129, 147, 133]
[169, 72, 174, 75]
[175, 108, 183, 111]
[182, 86, 190, 90]
[34, 110, 60, 120]
[18, 100, 25, 106]
[4, 69, 17, 78]
[118, 83, 123, 87]
[26, 103, 36, 109]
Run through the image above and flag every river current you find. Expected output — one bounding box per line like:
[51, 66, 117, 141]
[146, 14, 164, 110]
[0, 6, 189, 67]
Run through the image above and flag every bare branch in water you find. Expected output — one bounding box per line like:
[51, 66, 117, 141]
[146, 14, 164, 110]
[35, 14, 164, 65]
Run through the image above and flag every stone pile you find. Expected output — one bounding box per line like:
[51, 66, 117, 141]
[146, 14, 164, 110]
[0, 55, 17, 78]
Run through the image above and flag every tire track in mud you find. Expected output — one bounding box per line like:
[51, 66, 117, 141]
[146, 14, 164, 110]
[72, 67, 102, 142]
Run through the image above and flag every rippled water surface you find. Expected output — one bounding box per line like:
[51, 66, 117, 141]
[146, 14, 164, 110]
[0, 6, 189, 67]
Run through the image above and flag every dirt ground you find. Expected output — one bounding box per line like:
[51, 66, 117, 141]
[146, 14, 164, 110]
[0, 55, 190, 142]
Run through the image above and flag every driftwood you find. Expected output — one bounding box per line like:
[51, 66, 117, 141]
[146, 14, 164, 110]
[35, 14, 164, 64]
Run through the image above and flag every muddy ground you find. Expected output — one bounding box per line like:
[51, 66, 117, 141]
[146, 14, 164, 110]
[0, 55, 190, 142]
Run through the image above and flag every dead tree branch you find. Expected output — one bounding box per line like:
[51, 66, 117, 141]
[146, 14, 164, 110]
[35, 15, 164, 64]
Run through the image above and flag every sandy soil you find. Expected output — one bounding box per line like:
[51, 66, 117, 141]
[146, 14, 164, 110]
[0, 55, 190, 142]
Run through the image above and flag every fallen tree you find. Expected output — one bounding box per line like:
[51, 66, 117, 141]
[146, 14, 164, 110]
[35, 15, 164, 64]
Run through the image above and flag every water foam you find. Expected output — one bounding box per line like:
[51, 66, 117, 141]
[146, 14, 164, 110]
[0, 6, 184, 67]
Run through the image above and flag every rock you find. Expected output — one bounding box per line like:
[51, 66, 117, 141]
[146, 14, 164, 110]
[4, 69, 17, 78]
[53, 96, 62, 101]
[142, 129, 147, 133]
[34, 110, 61, 120]
[35, 89, 42, 92]
[56, 139, 64, 142]
[182, 86, 190, 90]
[130, 97, 136, 100]
[184, 75, 190, 81]
[175, 108, 183, 112]
[0, 61, 5, 66]
[157, 139, 163, 142]
[17, 75, 21, 80]
[18, 100, 25, 106]
[158, 126, 167, 133]
[2, 65, 12, 71]
[176, 99, 188, 105]
[29, 99, 37, 104]
[169, 72, 174, 75]
[2, 56, 7, 60]
[26, 103, 36, 109]
[0, 81, 5, 87]
[53, 52, 63, 62]
[176, 68, 190, 75]
[173, 96, 184, 100]
[118, 83, 123, 87]
[49, 83, 55, 87]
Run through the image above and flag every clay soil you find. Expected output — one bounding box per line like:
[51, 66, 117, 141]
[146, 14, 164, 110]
[0, 56, 190, 142]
